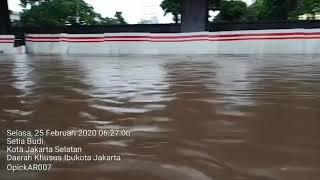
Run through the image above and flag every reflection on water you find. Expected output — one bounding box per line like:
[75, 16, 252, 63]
[1, 54, 320, 180]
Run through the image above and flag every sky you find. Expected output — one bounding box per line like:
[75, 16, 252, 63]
[8, 0, 254, 24]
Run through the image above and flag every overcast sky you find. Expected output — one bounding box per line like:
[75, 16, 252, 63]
[8, 0, 254, 24]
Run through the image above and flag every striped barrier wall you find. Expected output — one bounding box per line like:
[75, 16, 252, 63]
[25, 29, 320, 55]
[0, 35, 15, 54]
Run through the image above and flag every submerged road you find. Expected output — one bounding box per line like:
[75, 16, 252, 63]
[0, 54, 320, 180]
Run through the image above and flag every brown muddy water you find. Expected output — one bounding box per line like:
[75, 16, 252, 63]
[0, 54, 320, 180]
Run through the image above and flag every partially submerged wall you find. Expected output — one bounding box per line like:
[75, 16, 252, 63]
[0, 35, 15, 54]
[25, 29, 320, 55]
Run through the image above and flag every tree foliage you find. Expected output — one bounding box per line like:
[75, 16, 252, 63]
[20, 0, 42, 7]
[160, 0, 254, 22]
[160, 0, 320, 22]
[114, 12, 126, 24]
[215, 0, 257, 22]
[96, 11, 127, 25]
[20, 0, 127, 26]
[160, 0, 181, 23]
[18, 0, 320, 27]
[21, 0, 97, 26]
[293, 0, 320, 19]
[160, 0, 220, 23]
[255, 0, 298, 20]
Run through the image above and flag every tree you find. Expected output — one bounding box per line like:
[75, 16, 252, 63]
[20, 0, 128, 26]
[160, 0, 181, 23]
[246, 5, 259, 21]
[96, 12, 127, 25]
[20, 0, 41, 7]
[255, 0, 298, 20]
[292, 0, 320, 19]
[215, 0, 256, 22]
[114, 11, 127, 24]
[20, 0, 98, 26]
[160, 0, 221, 23]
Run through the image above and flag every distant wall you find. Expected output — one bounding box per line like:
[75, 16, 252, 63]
[12, 21, 320, 35]
[0, 35, 15, 53]
[25, 28, 320, 55]
[13, 24, 181, 35]
[207, 21, 320, 32]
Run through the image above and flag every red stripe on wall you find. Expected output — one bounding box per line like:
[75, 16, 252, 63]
[210, 32, 320, 38]
[26, 36, 60, 39]
[26, 39, 60, 42]
[210, 36, 320, 41]
[104, 39, 150, 42]
[61, 38, 104, 42]
[61, 40, 104, 43]
[151, 35, 208, 39]
[0, 38, 14, 43]
[0, 41, 14, 43]
[64, 37, 103, 39]
[0, 38, 15, 40]
[106, 36, 150, 39]
[151, 38, 208, 42]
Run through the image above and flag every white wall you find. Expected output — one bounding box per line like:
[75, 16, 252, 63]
[25, 34, 64, 55]
[104, 33, 151, 55]
[0, 35, 15, 54]
[214, 29, 307, 54]
[25, 29, 320, 55]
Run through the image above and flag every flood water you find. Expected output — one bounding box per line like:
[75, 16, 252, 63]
[1, 54, 320, 180]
